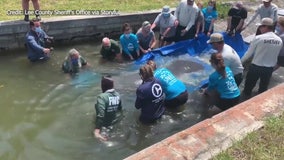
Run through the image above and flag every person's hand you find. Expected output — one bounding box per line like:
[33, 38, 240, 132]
[207, 32, 211, 37]
[174, 20, 179, 27]
[195, 34, 198, 39]
[94, 129, 107, 141]
[181, 29, 187, 36]
[43, 48, 50, 54]
[129, 55, 134, 61]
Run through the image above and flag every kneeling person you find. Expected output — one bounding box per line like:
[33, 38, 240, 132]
[100, 37, 121, 61]
[62, 48, 88, 74]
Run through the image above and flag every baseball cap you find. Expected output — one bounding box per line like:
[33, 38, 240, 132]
[256, 17, 273, 26]
[278, 16, 284, 27]
[207, 33, 224, 44]
[262, 0, 271, 2]
[142, 21, 151, 28]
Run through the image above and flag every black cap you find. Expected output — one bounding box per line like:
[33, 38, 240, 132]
[101, 75, 114, 92]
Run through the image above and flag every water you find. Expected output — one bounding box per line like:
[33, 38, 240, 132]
[0, 42, 283, 160]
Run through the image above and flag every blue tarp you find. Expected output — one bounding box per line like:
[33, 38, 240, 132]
[136, 32, 248, 64]
[135, 32, 249, 90]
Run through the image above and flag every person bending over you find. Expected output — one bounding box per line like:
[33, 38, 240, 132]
[147, 60, 188, 108]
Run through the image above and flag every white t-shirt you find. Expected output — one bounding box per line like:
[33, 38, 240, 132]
[242, 32, 283, 67]
[221, 44, 244, 75]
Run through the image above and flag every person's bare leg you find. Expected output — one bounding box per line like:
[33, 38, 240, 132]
[22, 0, 30, 21]
[31, 0, 41, 20]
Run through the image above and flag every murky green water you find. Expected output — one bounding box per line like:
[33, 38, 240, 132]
[0, 42, 283, 160]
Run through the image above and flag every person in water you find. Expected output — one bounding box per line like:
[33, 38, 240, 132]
[147, 60, 188, 108]
[135, 64, 165, 124]
[62, 48, 88, 74]
[204, 52, 240, 111]
[94, 75, 122, 141]
[25, 19, 51, 62]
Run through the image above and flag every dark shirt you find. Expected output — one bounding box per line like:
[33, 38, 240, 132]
[135, 78, 165, 123]
[228, 7, 247, 29]
[100, 39, 120, 60]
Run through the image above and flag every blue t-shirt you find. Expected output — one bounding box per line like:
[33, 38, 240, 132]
[119, 33, 139, 55]
[154, 68, 187, 100]
[202, 8, 218, 31]
[207, 67, 240, 99]
[135, 78, 165, 123]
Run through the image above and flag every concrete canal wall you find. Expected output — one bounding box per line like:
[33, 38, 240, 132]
[0, 11, 160, 51]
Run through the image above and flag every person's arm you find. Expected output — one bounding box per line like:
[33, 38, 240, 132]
[149, 31, 156, 50]
[27, 35, 50, 54]
[241, 38, 258, 65]
[207, 11, 218, 36]
[207, 18, 216, 36]
[227, 16, 232, 32]
[245, 7, 260, 28]
[185, 8, 198, 32]
[135, 88, 144, 109]
[236, 19, 245, 32]
[133, 35, 140, 57]
[94, 95, 107, 141]
[80, 56, 88, 66]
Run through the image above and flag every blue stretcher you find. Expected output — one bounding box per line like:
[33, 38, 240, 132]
[135, 32, 249, 91]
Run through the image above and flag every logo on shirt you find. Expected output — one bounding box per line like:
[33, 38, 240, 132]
[152, 83, 163, 98]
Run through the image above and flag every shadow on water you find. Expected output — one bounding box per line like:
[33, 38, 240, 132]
[1, 42, 284, 160]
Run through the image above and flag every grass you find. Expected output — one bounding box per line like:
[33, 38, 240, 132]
[0, 0, 232, 21]
[213, 114, 284, 160]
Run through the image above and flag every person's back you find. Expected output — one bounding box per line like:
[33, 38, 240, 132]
[94, 75, 122, 141]
[208, 67, 240, 99]
[154, 68, 186, 100]
[221, 44, 244, 76]
[135, 65, 165, 123]
[95, 88, 121, 127]
[243, 32, 282, 67]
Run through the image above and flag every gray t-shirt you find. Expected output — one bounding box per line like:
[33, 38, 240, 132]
[153, 13, 176, 37]
[136, 28, 155, 50]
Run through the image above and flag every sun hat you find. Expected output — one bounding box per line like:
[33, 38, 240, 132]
[256, 17, 274, 26]
[162, 5, 171, 14]
[207, 33, 224, 44]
